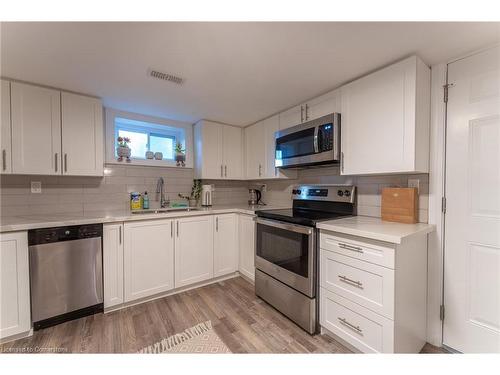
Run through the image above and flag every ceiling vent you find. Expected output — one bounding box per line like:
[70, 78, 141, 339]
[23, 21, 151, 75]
[148, 69, 184, 85]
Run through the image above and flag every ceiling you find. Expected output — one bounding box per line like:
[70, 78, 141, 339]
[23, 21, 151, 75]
[1, 22, 499, 126]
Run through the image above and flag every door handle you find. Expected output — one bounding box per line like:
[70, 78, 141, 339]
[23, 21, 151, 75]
[55, 153, 58, 172]
[338, 275, 363, 288]
[300, 105, 304, 123]
[216, 217, 219, 232]
[119, 225, 122, 244]
[305, 104, 309, 121]
[2, 149, 6, 171]
[258, 164, 262, 177]
[220, 165, 223, 178]
[224, 165, 227, 177]
[338, 243, 363, 253]
[338, 317, 363, 334]
[170, 221, 173, 238]
[341, 152, 344, 173]
[64, 153, 68, 173]
[176, 221, 179, 237]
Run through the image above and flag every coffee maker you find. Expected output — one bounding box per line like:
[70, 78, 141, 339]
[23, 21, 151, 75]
[201, 185, 213, 206]
[248, 188, 263, 205]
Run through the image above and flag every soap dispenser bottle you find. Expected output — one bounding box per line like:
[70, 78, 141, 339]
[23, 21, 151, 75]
[143, 191, 150, 209]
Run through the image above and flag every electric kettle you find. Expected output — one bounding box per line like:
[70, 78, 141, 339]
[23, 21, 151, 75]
[248, 189, 262, 205]
[201, 185, 213, 206]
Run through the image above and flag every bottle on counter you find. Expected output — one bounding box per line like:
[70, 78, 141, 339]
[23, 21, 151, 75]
[130, 192, 142, 211]
[143, 191, 149, 209]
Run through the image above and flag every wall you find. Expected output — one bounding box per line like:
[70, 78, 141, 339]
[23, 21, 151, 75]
[0, 164, 194, 216]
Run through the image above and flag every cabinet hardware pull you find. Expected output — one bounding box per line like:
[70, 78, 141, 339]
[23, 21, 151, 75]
[176, 221, 179, 237]
[305, 104, 309, 121]
[221, 165, 223, 177]
[224, 165, 227, 177]
[55, 153, 58, 172]
[338, 243, 364, 253]
[258, 164, 262, 177]
[64, 153, 68, 172]
[119, 226, 122, 244]
[341, 152, 344, 173]
[2, 149, 6, 171]
[338, 317, 363, 334]
[216, 217, 218, 232]
[300, 105, 304, 123]
[171, 221, 173, 238]
[338, 275, 363, 288]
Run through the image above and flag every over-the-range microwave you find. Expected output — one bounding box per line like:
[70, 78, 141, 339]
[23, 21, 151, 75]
[275, 113, 340, 168]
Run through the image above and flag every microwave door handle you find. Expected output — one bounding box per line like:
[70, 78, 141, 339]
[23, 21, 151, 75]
[313, 126, 319, 153]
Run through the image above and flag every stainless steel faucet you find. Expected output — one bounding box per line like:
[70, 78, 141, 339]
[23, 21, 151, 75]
[156, 177, 169, 208]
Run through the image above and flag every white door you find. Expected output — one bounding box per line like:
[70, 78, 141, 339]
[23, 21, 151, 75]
[306, 89, 340, 120]
[444, 46, 500, 353]
[0, 231, 30, 340]
[238, 214, 255, 281]
[222, 125, 243, 179]
[174, 216, 214, 288]
[124, 219, 174, 302]
[11, 82, 61, 175]
[61, 92, 103, 176]
[245, 122, 265, 179]
[214, 214, 239, 277]
[279, 104, 303, 130]
[1, 80, 12, 174]
[103, 223, 124, 309]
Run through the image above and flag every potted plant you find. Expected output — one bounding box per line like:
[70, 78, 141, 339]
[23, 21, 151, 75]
[178, 179, 202, 207]
[175, 142, 186, 167]
[117, 136, 131, 162]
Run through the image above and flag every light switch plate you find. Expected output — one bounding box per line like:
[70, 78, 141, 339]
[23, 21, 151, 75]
[408, 178, 420, 193]
[31, 181, 42, 194]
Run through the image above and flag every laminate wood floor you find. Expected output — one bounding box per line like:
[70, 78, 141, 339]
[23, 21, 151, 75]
[1, 277, 446, 354]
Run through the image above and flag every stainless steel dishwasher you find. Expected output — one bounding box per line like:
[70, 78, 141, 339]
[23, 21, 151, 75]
[28, 224, 103, 330]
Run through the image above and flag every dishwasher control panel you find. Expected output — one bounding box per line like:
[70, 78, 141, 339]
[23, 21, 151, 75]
[28, 224, 103, 245]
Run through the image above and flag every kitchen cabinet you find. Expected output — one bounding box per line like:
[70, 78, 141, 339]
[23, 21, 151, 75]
[11, 82, 61, 175]
[0, 231, 31, 341]
[174, 215, 214, 288]
[124, 219, 174, 302]
[103, 223, 124, 309]
[61, 92, 103, 176]
[1, 80, 11, 174]
[340, 55, 430, 175]
[279, 104, 303, 130]
[238, 214, 255, 281]
[214, 214, 239, 277]
[194, 120, 243, 179]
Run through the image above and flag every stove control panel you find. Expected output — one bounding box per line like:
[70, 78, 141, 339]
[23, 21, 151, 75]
[292, 185, 356, 203]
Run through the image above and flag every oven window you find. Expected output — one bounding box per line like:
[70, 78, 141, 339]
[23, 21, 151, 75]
[256, 223, 310, 278]
[276, 127, 315, 159]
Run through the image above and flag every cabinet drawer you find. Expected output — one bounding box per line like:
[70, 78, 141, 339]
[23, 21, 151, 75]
[320, 231, 395, 268]
[320, 250, 394, 319]
[320, 288, 394, 353]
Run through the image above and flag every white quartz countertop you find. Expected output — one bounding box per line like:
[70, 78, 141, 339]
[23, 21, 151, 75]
[316, 216, 435, 244]
[0, 204, 289, 233]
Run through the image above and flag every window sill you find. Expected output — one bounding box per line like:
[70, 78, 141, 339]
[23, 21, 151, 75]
[105, 158, 193, 169]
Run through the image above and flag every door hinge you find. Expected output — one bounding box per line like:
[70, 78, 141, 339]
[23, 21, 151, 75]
[440, 305, 445, 321]
[443, 83, 455, 103]
[441, 197, 447, 214]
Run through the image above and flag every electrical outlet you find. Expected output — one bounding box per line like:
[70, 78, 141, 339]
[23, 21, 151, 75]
[31, 181, 42, 194]
[408, 178, 420, 193]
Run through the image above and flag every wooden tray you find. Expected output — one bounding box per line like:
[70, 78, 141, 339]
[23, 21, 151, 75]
[381, 187, 418, 224]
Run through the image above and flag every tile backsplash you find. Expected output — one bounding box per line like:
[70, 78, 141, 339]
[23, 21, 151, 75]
[0, 164, 429, 223]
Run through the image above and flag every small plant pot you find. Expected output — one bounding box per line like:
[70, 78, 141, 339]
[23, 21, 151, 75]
[188, 198, 198, 207]
[176, 152, 186, 166]
[154, 152, 163, 160]
[145, 151, 154, 159]
[117, 146, 131, 162]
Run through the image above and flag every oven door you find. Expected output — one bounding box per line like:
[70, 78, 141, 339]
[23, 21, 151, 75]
[255, 218, 316, 298]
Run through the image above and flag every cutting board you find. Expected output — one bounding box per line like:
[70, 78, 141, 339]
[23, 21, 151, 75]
[381, 187, 418, 224]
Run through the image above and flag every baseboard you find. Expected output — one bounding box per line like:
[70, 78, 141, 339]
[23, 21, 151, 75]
[320, 326, 361, 353]
[0, 329, 33, 345]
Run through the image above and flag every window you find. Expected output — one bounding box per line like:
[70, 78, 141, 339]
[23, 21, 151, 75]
[115, 117, 182, 160]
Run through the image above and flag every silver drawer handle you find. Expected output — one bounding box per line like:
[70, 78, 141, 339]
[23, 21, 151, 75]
[338, 275, 363, 288]
[338, 243, 364, 253]
[338, 317, 363, 334]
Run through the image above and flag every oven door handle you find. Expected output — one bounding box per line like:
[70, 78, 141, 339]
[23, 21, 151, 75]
[254, 217, 313, 235]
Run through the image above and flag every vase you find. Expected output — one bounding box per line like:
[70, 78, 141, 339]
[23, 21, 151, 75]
[117, 146, 131, 162]
[154, 152, 163, 160]
[176, 152, 186, 166]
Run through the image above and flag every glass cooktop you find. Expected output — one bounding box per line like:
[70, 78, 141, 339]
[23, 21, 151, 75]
[256, 208, 351, 227]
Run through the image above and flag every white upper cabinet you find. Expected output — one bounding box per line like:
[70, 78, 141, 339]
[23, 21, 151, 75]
[279, 104, 303, 130]
[11, 82, 61, 175]
[245, 120, 266, 179]
[1, 80, 12, 174]
[340, 56, 430, 175]
[194, 120, 243, 179]
[306, 89, 340, 120]
[61, 92, 103, 176]
[214, 214, 239, 277]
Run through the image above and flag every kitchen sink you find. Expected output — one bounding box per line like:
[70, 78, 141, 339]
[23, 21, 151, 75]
[131, 207, 201, 215]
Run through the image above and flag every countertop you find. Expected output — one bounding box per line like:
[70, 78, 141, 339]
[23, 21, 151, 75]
[316, 216, 435, 244]
[0, 204, 289, 233]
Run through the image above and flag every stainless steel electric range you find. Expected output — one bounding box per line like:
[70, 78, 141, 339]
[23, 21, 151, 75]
[254, 185, 356, 334]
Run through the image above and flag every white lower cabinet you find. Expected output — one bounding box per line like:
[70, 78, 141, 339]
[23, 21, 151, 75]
[103, 223, 124, 309]
[174, 216, 214, 288]
[124, 219, 175, 302]
[319, 231, 427, 353]
[214, 214, 239, 277]
[0, 231, 31, 341]
[238, 214, 255, 281]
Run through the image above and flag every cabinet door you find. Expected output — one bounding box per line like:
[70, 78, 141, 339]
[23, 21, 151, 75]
[1, 80, 12, 174]
[279, 104, 303, 130]
[0, 231, 30, 340]
[238, 214, 255, 281]
[222, 125, 243, 179]
[11, 82, 61, 175]
[306, 89, 340, 121]
[61, 92, 103, 176]
[194, 121, 223, 179]
[175, 216, 214, 288]
[103, 223, 124, 309]
[263, 115, 279, 178]
[214, 214, 238, 277]
[341, 56, 429, 175]
[124, 219, 174, 302]
[245, 121, 265, 179]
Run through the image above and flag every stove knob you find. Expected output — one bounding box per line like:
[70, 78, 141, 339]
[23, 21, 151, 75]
[296, 189, 301, 195]
[344, 190, 351, 197]
[337, 190, 344, 197]
[292, 189, 297, 195]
